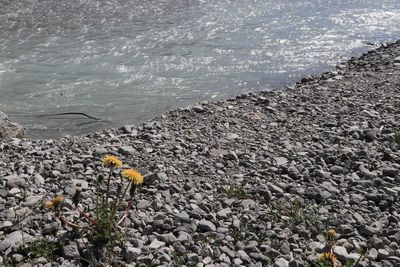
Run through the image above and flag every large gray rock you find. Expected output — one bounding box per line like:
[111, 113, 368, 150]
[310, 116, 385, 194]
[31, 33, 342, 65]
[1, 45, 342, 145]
[0, 111, 26, 139]
[0, 231, 25, 252]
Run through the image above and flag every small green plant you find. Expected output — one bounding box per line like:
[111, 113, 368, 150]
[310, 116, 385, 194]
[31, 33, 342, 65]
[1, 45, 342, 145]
[268, 198, 319, 233]
[217, 185, 246, 198]
[45, 155, 144, 249]
[23, 239, 63, 261]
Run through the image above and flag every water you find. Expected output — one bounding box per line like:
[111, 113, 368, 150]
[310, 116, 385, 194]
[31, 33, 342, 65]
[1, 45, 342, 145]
[1, 0, 400, 139]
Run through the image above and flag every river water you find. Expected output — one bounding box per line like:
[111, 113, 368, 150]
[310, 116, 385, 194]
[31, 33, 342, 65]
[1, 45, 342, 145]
[1, 0, 400, 138]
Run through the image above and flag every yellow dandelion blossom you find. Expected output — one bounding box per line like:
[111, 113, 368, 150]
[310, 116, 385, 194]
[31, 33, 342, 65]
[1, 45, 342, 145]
[102, 155, 123, 168]
[45, 201, 54, 209]
[122, 169, 144, 185]
[318, 252, 337, 263]
[53, 195, 64, 206]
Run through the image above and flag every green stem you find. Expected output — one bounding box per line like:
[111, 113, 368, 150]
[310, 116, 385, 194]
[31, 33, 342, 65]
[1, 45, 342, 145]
[105, 166, 114, 207]
[117, 197, 134, 225]
[111, 181, 132, 221]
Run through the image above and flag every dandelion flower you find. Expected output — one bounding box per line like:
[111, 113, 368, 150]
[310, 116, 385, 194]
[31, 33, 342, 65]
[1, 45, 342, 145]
[318, 252, 337, 263]
[122, 169, 144, 185]
[45, 201, 54, 209]
[45, 195, 64, 209]
[53, 195, 64, 206]
[102, 155, 123, 168]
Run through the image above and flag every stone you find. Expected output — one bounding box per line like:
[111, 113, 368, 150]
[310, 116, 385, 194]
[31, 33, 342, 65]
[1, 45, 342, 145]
[0, 231, 24, 251]
[359, 225, 381, 236]
[0, 111, 26, 139]
[148, 240, 165, 250]
[274, 257, 289, 267]
[275, 157, 288, 166]
[5, 175, 26, 188]
[198, 219, 216, 232]
[382, 168, 398, 177]
[159, 233, 177, 244]
[63, 242, 80, 259]
[23, 195, 44, 207]
[33, 174, 45, 185]
[119, 146, 137, 155]
[378, 249, 390, 260]
[217, 208, 232, 219]
[124, 247, 141, 263]
[237, 250, 251, 264]
[333, 246, 349, 261]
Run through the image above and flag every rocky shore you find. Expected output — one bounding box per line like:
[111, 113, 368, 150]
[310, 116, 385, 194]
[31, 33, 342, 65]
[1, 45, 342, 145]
[1, 40, 400, 267]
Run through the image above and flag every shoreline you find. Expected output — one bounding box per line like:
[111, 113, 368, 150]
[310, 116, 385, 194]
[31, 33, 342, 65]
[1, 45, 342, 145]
[0, 40, 400, 266]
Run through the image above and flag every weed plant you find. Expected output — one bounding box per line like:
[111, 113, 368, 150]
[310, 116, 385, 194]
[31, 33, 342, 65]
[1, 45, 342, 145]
[45, 155, 144, 257]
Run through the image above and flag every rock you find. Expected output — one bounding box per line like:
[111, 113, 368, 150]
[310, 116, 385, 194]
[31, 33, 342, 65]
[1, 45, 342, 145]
[367, 248, 379, 261]
[148, 240, 165, 250]
[124, 247, 141, 263]
[378, 249, 390, 260]
[159, 233, 177, 244]
[217, 208, 232, 219]
[0, 231, 24, 252]
[359, 225, 381, 236]
[119, 146, 137, 155]
[33, 174, 45, 185]
[274, 257, 289, 267]
[275, 157, 288, 166]
[382, 168, 398, 177]
[237, 250, 251, 264]
[0, 111, 26, 139]
[364, 129, 378, 141]
[333, 246, 349, 261]
[23, 195, 44, 207]
[197, 219, 216, 232]
[63, 242, 80, 259]
[5, 175, 26, 188]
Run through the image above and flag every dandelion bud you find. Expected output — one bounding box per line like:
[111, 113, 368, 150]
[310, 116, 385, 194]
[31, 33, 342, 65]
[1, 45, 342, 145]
[326, 229, 336, 241]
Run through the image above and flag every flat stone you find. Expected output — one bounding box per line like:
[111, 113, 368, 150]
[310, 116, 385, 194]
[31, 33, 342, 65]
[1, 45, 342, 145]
[274, 257, 289, 267]
[275, 157, 288, 166]
[359, 225, 381, 236]
[217, 208, 232, 219]
[148, 239, 165, 250]
[119, 146, 137, 155]
[137, 200, 151, 209]
[23, 195, 44, 207]
[0, 231, 24, 252]
[159, 233, 177, 244]
[197, 219, 216, 232]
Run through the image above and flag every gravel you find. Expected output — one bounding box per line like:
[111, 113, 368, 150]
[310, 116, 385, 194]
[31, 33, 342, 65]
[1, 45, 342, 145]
[1, 40, 400, 266]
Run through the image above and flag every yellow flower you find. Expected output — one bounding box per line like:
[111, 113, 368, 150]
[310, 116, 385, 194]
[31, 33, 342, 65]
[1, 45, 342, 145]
[102, 155, 123, 168]
[122, 169, 144, 185]
[318, 252, 337, 263]
[45, 195, 64, 209]
[53, 195, 64, 206]
[45, 201, 54, 209]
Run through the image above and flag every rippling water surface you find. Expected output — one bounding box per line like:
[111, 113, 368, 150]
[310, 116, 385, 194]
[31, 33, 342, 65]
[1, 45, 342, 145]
[1, 0, 400, 138]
